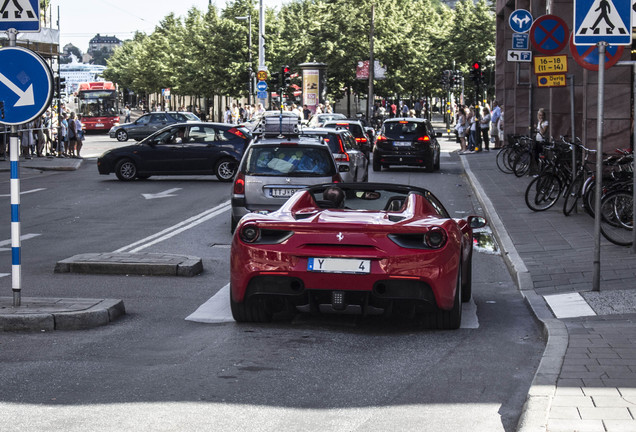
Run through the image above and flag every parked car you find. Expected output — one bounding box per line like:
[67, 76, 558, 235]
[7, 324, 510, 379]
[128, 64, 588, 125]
[230, 182, 487, 328]
[98, 122, 252, 181]
[306, 112, 346, 128]
[230, 135, 342, 232]
[321, 119, 371, 158]
[300, 127, 368, 183]
[373, 117, 441, 173]
[108, 111, 200, 142]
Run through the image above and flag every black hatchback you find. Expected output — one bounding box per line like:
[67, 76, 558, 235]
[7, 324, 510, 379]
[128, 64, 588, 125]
[372, 118, 440, 172]
[98, 122, 252, 181]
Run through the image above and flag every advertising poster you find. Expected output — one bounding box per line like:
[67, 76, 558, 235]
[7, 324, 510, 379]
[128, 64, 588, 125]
[303, 70, 319, 110]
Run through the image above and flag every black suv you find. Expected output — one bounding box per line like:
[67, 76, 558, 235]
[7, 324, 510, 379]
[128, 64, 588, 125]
[373, 118, 440, 172]
[109, 111, 200, 142]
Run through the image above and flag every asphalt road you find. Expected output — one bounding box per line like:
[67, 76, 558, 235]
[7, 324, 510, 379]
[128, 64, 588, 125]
[0, 133, 545, 432]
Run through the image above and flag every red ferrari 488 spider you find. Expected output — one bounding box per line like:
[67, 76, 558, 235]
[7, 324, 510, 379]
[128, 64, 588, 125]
[230, 183, 486, 329]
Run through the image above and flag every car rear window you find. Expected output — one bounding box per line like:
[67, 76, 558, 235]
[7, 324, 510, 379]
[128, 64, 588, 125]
[324, 122, 364, 138]
[299, 132, 341, 153]
[383, 121, 427, 140]
[245, 146, 335, 177]
[172, 113, 200, 121]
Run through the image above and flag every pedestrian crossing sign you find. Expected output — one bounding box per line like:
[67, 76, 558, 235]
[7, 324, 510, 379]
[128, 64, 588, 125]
[574, 0, 631, 45]
[0, 0, 39, 32]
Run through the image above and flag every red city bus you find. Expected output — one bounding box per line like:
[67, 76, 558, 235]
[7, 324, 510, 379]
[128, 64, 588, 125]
[76, 82, 120, 131]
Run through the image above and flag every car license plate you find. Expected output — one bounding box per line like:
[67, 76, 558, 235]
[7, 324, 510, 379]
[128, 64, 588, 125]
[308, 258, 371, 274]
[95, 123, 104, 127]
[394, 142, 410, 147]
[271, 188, 297, 198]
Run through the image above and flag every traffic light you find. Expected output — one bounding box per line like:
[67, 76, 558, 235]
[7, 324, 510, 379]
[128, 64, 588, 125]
[453, 70, 463, 88]
[440, 70, 451, 88]
[59, 77, 66, 91]
[270, 72, 280, 89]
[470, 61, 482, 83]
[282, 65, 291, 87]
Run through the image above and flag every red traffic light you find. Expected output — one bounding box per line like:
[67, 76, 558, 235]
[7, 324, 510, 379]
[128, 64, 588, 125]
[283, 66, 290, 74]
[472, 62, 481, 70]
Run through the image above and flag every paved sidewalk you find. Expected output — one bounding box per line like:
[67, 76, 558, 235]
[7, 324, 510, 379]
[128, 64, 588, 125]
[458, 146, 636, 432]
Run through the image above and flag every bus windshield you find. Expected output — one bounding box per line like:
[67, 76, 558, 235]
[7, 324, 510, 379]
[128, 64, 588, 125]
[78, 90, 118, 117]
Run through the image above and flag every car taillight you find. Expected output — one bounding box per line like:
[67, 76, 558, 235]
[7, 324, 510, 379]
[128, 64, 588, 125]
[228, 127, 247, 139]
[332, 174, 342, 183]
[233, 172, 245, 194]
[417, 136, 430, 142]
[240, 224, 260, 243]
[424, 227, 447, 249]
[335, 153, 350, 162]
[376, 135, 387, 142]
[355, 137, 368, 144]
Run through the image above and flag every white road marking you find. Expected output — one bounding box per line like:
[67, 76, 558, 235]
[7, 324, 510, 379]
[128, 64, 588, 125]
[544, 292, 596, 319]
[185, 284, 233, 323]
[0, 273, 10, 278]
[0, 188, 47, 197]
[142, 188, 182, 200]
[114, 201, 230, 253]
[0, 233, 41, 252]
[186, 284, 480, 329]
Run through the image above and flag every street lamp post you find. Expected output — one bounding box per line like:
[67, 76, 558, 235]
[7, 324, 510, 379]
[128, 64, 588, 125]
[235, 15, 253, 105]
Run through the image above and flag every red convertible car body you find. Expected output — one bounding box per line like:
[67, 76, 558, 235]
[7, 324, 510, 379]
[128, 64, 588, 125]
[230, 183, 486, 329]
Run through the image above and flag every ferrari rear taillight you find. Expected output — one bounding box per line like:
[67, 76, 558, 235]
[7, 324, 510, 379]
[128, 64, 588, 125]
[424, 227, 447, 249]
[240, 224, 260, 243]
[233, 172, 245, 194]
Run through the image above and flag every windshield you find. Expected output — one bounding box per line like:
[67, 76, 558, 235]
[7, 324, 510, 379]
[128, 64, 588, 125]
[171, 112, 200, 121]
[245, 146, 335, 177]
[383, 121, 426, 140]
[78, 90, 118, 117]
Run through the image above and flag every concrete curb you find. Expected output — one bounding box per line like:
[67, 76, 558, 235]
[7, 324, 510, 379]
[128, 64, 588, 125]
[459, 153, 567, 432]
[0, 298, 125, 332]
[0, 158, 83, 172]
[54, 252, 203, 277]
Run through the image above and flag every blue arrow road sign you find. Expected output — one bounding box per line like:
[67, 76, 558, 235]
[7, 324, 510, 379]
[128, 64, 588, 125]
[0, 0, 40, 32]
[509, 9, 533, 33]
[0, 47, 53, 125]
[574, 0, 632, 46]
[256, 81, 268, 92]
[257, 91, 268, 99]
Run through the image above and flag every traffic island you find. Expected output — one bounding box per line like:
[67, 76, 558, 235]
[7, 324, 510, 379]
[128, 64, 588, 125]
[0, 298, 125, 332]
[54, 252, 203, 277]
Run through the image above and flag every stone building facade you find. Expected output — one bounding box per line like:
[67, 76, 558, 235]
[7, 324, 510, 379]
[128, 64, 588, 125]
[494, 0, 633, 152]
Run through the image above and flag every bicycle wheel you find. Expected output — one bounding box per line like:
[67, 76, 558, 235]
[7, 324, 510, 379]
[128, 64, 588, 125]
[513, 151, 532, 177]
[496, 147, 513, 174]
[600, 190, 633, 246]
[525, 173, 562, 211]
[563, 173, 584, 216]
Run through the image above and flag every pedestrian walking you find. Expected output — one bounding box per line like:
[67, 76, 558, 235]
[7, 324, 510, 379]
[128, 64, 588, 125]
[124, 105, 131, 123]
[68, 112, 78, 157]
[480, 106, 491, 152]
[75, 115, 84, 158]
[455, 107, 468, 154]
[491, 100, 502, 149]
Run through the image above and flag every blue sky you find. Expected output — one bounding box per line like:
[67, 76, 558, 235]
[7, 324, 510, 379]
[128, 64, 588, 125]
[50, 0, 285, 52]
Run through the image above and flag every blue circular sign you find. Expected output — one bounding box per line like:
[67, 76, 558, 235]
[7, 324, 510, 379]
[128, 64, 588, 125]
[530, 14, 569, 55]
[0, 47, 53, 126]
[509, 9, 533, 33]
[256, 81, 268, 92]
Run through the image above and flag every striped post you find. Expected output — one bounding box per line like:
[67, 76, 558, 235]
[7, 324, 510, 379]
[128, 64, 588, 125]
[10, 130, 20, 306]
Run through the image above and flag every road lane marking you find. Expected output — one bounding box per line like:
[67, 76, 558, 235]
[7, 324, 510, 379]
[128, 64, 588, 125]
[142, 188, 182, 200]
[186, 284, 480, 328]
[544, 292, 596, 318]
[0, 233, 41, 252]
[185, 284, 234, 324]
[0, 188, 47, 197]
[114, 200, 231, 253]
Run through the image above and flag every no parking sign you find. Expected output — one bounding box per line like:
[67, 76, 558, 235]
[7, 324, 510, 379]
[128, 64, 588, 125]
[530, 15, 570, 55]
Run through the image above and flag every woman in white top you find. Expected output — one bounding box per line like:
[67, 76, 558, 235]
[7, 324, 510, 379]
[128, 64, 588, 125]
[534, 108, 548, 163]
[455, 107, 468, 154]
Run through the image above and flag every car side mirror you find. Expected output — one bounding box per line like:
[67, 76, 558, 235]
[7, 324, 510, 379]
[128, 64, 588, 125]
[467, 216, 487, 229]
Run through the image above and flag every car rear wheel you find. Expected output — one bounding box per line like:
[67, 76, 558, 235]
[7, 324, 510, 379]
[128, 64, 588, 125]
[115, 159, 137, 181]
[230, 294, 273, 323]
[461, 252, 472, 302]
[425, 266, 462, 330]
[215, 158, 237, 182]
[116, 129, 128, 142]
